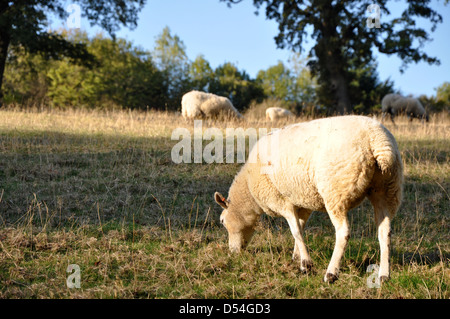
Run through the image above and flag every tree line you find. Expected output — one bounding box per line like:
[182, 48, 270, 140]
[1, 1, 448, 114]
[4, 26, 400, 114]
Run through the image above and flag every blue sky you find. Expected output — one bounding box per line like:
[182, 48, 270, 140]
[53, 0, 450, 97]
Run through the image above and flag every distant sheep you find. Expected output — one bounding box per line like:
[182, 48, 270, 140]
[214, 115, 403, 283]
[265, 107, 294, 121]
[382, 93, 429, 124]
[181, 90, 243, 120]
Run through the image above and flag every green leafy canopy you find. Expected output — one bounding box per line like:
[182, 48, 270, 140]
[0, 0, 146, 100]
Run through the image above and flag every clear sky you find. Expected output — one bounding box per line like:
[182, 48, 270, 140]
[52, 0, 450, 97]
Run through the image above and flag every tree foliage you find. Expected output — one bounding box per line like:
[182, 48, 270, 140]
[150, 27, 265, 110]
[435, 82, 450, 105]
[4, 30, 166, 109]
[0, 0, 146, 103]
[256, 55, 319, 111]
[189, 54, 214, 92]
[347, 60, 395, 113]
[153, 26, 190, 106]
[209, 62, 264, 110]
[2, 47, 50, 105]
[257, 61, 293, 101]
[221, 0, 442, 114]
[4, 24, 403, 114]
[419, 81, 450, 113]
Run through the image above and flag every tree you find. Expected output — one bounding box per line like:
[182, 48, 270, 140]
[2, 46, 51, 105]
[5, 30, 167, 109]
[288, 53, 318, 107]
[189, 54, 214, 92]
[347, 60, 394, 114]
[436, 82, 450, 105]
[152, 26, 191, 108]
[210, 62, 264, 110]
[0, 0, 146, 104]
[256, 61, 293, 101]
[87, 32, 166, 109]
[221, 0, 442, 114]
[421, 81, 450, 113]
[256, 58, 317, 112]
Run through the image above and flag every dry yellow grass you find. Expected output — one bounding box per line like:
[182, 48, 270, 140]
[0, 107, 448, 299]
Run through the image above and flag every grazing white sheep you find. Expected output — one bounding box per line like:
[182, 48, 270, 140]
[181, 90, 243, 120]
[382, 93, 429, 124]
[214, 115, 403, 283]
[265, 107, 294, 121]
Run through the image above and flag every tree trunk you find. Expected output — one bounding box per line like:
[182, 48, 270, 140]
[0, 21, 11, 107]
[326, 59, 352, 114]
[317, 3, 352, 115]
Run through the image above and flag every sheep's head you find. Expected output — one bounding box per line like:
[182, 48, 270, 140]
[214, 192, 254, 253]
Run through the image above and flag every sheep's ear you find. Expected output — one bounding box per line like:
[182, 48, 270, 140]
[214, 192, 229, 209]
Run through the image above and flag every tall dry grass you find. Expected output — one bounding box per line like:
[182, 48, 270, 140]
[0, 106, 448, 298]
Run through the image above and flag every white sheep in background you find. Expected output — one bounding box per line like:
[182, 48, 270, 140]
[181, 90, 243, 120]
[265, 107, 294, 121]
[381, 93, 429, 124]
[214, 115, 403, 283]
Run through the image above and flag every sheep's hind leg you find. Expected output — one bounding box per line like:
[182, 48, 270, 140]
[370, 199, 392, 282]
[324, 212, 350, 283]
[285, 208, 313, 273]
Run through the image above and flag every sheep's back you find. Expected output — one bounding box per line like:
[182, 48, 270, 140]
[266, 107, 293, 121]
[201, 96, 235, 116]
[181, 91, 208, 118]
[247, 116, 388, 211]
[381, 93, 402, 112]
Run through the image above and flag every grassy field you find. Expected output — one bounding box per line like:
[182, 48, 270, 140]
[0, 107, 448, 299]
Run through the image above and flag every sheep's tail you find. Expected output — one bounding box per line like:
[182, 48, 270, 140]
[370, 124, 402, 174]
[369, 122, 404, 214]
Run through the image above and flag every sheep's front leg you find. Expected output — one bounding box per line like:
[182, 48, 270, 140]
[324, 213, 350, 283]
[390, 113, 396, 125]
[285, 210, 313, 272]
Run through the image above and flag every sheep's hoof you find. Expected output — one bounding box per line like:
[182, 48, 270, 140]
[301, 260, 313, 273]
[324, 273, 338, 284]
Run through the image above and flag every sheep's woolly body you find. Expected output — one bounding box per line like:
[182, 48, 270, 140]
[381, 93, 402, 113]
[382, 93, 428, 123]
[393, 98, 426, 116]
[218, 115, 403, 283]
[232, 115, 402, 217]
[265, 107, 294, 121]
[181, 90, 243, 119]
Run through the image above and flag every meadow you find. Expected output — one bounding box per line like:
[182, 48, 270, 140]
[0, 107, 448, 299]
